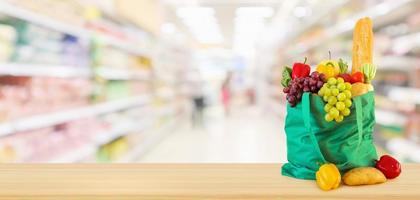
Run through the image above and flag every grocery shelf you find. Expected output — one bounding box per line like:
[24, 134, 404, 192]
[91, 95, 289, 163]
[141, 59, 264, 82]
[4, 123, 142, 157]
[50, 120, 155, 163]
[387, 86, 420, 105]
[0, 1, 89, 39]
[94, 120, 153, 146]
[377, 56, 420, 71]
[375, 109, 407, 127]
[0, 1, 151, 57]
[0, 63, 92, 78]
[292, 0, 414, 54]
[49, 145, 96, 163]
[0, 95, 151, 136]
[96, 67, 151, 81]
[97, 34, 152, 57]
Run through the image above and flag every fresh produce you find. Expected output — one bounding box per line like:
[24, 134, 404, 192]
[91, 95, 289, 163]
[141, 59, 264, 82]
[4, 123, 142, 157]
[316, 61, 340, 80]
[318, 77, 352, 122]
[316, 163, 341, 191]
[281, 66, 292, 87]
[350, 72, 365, 83]
[337, 73, 351, 83]
[343, 167, 386, 186]
[361, 63, 377, 84]
[352, 17, 373, 74]
[375, 155, 401, 179]
[291, 57, 311, 80]
[283, 72, 326, 107]
[338, 58, 348, 74]
[351, 82, 370, 97]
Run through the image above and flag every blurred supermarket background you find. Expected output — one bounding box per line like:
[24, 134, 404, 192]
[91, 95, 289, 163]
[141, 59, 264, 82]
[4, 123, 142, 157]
[0, 0, 419, 163]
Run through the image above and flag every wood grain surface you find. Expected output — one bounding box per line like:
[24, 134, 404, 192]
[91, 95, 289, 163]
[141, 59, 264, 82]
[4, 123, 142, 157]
[0, 164, 418, 200]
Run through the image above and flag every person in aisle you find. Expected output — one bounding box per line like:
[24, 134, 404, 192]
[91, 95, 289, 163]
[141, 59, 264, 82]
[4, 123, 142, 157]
[221, 71, 233, 116]
[189, 70, 206, 128]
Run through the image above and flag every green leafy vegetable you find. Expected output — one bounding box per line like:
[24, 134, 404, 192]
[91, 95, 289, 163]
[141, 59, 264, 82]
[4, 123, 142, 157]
[281, 66, 292, 87]
[338, 58, 348, 74]
[361, 63, 376, 83]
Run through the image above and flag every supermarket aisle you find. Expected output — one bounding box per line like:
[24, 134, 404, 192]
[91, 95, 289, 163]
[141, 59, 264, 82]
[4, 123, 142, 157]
[139, 106, 287, 163]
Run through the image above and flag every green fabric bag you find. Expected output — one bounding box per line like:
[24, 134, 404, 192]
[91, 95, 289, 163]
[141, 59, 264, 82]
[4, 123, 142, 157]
[282, 91, 378, 180]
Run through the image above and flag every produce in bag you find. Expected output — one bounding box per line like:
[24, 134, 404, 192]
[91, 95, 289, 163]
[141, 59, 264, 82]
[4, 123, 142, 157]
[280, 17, 402, 191]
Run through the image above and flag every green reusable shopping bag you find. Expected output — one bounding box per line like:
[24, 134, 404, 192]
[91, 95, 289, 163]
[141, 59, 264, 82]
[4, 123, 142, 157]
[281, 91, 378, 180]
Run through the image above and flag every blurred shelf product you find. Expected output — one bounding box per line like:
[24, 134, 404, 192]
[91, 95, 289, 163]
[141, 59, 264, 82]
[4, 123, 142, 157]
[0, 118, 109, 162]
[95, 67, 151, 81]
[52, 119, 155, 163]
[0, 95, 151, 136]
[0, 0, 89, 39]
[375, 109, 407, 127]
[377, 56, 420, 71]
[0, 0, 191, 163]
[291, 0, 416, 55]
[0, 0, 152, 57]
[0, 63, 91, 78]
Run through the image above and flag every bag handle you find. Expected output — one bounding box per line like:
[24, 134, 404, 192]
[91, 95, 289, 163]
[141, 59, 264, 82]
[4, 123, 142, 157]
[354, 97, 364, 150]
[302, 93, 327, 163]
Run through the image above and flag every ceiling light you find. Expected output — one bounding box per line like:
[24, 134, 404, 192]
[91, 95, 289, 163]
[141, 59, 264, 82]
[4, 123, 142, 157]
[176, 6, 223, 44]
[235, 7, 274, 18]
[293, 6, 308, 18]
[161, 22, 176, 34]
[176, 7, 215, 18]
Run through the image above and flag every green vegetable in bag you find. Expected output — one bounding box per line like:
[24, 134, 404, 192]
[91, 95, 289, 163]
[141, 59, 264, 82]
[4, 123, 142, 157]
[361, 63, 376, 83]
[281, 66, 292, 87]
[338, 58, 349, 74]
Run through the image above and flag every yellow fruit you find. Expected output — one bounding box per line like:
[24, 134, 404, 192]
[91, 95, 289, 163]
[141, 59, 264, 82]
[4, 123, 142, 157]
[335, 115, 344, 123]
[328, 77, 337, 85]
[336, 102, 345, 111]
[344, 99, 352, 108]
[316, 163, 341, 191]
[324, 104, 332, 112]
[345, 82, 352, 90]
[328, 96, 337, 105]
[342, 108, 351, 116]
[329, 108, 339, 118]
[344, 90, 352, 99]
[325, 114, 333, 122]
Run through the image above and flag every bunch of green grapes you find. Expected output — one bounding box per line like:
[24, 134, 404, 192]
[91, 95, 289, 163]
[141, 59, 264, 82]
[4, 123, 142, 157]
[318, 77, 352, 122]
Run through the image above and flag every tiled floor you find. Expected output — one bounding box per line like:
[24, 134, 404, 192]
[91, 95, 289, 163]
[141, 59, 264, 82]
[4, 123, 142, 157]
[139, 106, 287, 163]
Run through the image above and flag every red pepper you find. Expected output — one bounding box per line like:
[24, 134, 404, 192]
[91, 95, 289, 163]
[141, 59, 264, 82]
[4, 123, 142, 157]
[375, 155, 401, 179]
[337, 73, 352, 83]
[292, 57, 310, 79]
[350, 72, 365, 83]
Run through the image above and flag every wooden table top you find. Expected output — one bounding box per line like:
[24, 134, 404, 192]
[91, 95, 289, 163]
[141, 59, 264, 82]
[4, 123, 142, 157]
[0, 164, 418, 200]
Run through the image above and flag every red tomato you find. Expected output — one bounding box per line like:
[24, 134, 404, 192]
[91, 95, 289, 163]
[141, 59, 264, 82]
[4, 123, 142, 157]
[351, 72, 365, 83]
[337, 74, 352, 83]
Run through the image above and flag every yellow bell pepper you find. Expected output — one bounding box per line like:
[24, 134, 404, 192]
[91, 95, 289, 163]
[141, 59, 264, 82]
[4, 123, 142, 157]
[316, 163, 341, 191]
[316, 60, 340, 79]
